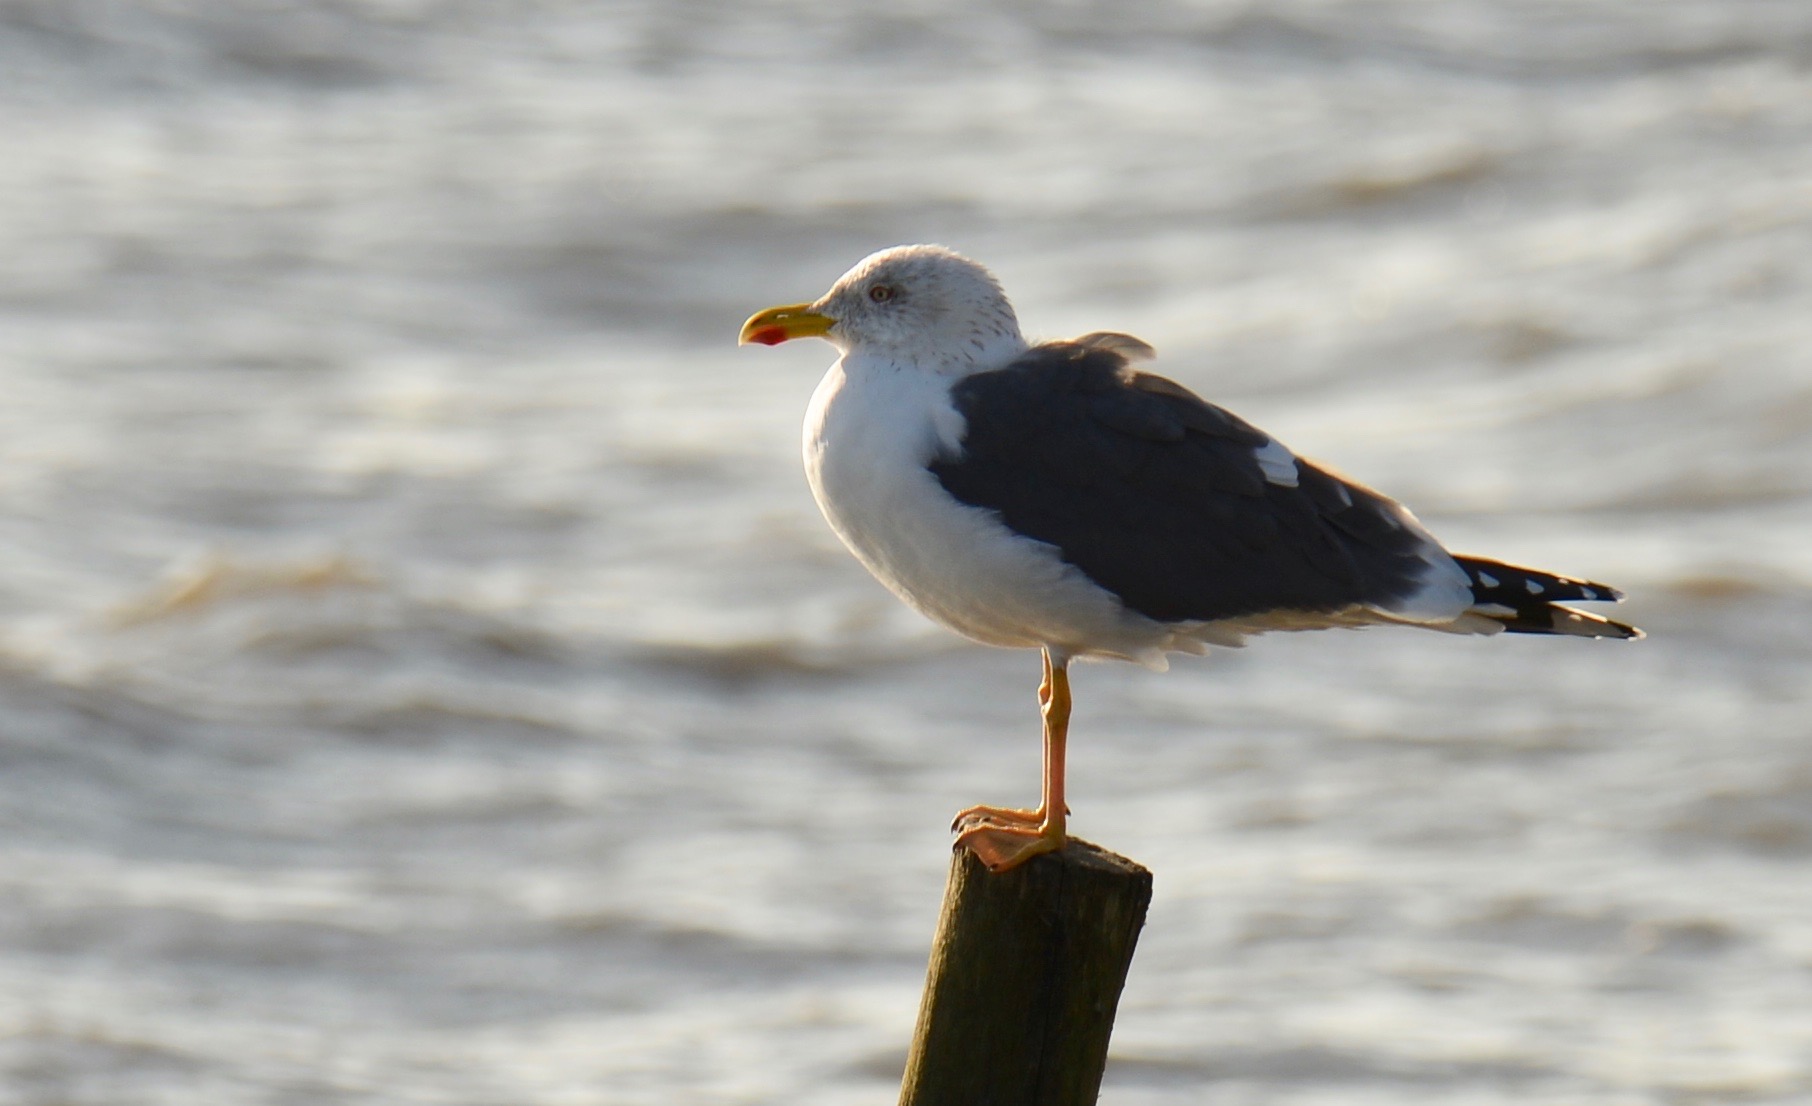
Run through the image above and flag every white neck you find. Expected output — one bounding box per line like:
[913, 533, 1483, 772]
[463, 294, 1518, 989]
[838, 333, 1028, 380]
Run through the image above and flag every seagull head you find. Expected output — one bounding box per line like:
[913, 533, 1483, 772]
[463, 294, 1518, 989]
[740, 245, 1026, 371]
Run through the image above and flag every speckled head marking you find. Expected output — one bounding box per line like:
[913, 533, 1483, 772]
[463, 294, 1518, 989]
[811, 245, 1026, 370]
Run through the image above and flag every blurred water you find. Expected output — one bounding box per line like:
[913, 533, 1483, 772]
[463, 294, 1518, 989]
[2, 2, 1811, 1103]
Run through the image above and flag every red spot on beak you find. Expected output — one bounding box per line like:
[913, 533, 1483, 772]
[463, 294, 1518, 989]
[748, 326, 789, 346]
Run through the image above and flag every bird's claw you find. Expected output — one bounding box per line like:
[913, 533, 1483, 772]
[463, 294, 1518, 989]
[950, 803, 1042, 832]
[954, 821, 1065, 872]
[950, 803, 1071, 833]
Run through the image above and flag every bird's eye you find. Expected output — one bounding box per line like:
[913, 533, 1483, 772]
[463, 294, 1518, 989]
[868, 284, 895, 303]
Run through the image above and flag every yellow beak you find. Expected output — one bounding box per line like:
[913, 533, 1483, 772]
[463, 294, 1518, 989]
[739, 303, 835, 346]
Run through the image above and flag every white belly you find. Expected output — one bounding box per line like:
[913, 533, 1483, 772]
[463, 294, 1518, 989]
[802, 358, 1170, 663]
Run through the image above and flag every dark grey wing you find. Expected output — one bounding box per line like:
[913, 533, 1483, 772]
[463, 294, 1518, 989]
[928, 338, 1447, 625]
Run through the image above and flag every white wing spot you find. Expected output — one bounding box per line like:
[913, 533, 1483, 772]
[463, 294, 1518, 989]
[1478, 572, 1498, 588]
[1253, 439, 1299, 487]
[1525, 579, 1544, 595]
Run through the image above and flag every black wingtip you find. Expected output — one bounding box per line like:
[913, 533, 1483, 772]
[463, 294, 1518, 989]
[1457, 556, 1629, 607]
[1453, 556, 1642, 640]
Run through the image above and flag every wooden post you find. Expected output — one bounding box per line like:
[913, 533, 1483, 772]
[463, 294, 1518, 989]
[898, 838, 1153, 1106]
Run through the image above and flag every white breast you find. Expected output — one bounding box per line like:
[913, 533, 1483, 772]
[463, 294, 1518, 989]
[802, 354, 1165, 662]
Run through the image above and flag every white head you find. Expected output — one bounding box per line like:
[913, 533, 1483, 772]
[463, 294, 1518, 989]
[740, 245, 1026, 371]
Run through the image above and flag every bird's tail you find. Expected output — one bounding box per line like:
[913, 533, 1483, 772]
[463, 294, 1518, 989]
[1455, 556, 1643, 640]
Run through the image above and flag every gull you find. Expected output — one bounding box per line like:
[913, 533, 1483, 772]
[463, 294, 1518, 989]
[741, 245, 1640, 871]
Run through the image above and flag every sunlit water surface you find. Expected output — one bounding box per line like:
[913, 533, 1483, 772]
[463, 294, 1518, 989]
[2, 3, 1811, 1103]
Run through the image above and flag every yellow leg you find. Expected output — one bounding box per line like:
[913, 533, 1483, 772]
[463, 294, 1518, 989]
[953, 649, 1071, 872]
[950, 650, 1054, 831]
